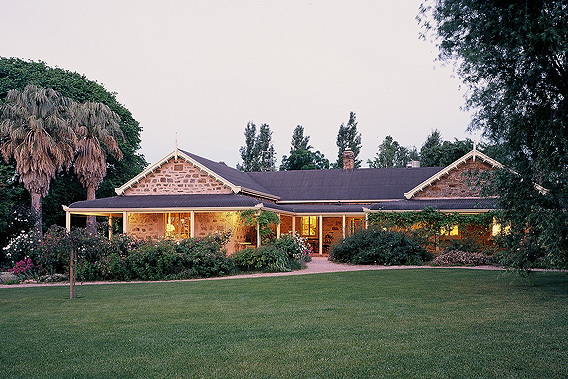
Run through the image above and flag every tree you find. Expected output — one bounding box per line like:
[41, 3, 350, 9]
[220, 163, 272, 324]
[0, 58, 146, 230]
[71, 101, 124, 234]
[334, 111, 362, 168]
[256, 123, 276, 172]
[419, 1, 568, 269]
[368, 135, 417, 168]
[0, 84, 75, 235]
[237, 122, 276, 172]
[280, 125, 330, 170]
[419, 129, 473, 167]
[237, 122, 258, 172]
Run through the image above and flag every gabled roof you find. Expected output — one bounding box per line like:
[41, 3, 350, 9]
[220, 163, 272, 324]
[248, 167, 444, 202]
[403, 149, 502, 200]
[115, 149, 278, 200]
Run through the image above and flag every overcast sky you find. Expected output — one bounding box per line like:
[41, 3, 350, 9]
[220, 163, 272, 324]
[1, 1, 473, 168]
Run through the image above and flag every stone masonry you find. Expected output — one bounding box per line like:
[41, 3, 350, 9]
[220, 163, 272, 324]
[413, 158, 493, 198]
[124, 158, 233, 195]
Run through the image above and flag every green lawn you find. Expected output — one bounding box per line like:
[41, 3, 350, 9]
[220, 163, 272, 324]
[1, 270, 567, 378]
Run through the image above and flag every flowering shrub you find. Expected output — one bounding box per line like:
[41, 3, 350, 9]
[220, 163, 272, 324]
[431, 250, 491, 266]
[2, 226, 312, 282]
[3, 230, 41, 267]
[233, 232, 312, 273]
[8, 257, 36, 279]
[273, 232, 313, 263]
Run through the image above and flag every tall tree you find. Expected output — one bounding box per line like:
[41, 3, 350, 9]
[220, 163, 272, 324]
[237, 122, 276, 172]
[71, 101, 124, 234]
[0, 84, 75, 235]
[419, 1, 568, 269]
[280, 125, 330, 170]
[334, 111, 362, 168]
[368, 135, 417, 168]
[419, 129, 473, 167]
[0, 58, 146, 230]
[237, 122, 258, 172]
[256, 123, 276, 172]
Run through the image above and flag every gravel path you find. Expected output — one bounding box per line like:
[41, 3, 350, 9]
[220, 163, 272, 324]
[0, 257, 508, 289]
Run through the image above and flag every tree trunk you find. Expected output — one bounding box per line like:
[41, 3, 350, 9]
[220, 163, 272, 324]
[86, 186, 97, 234]
[30, 192, 43, 237]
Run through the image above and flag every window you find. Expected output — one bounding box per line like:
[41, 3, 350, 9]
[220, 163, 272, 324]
[491, 218, 511, 236]
[440, 225, 459, 236]
[301, 216, 317, 237]
[165, 213, 191, 238]
[350, 218, 364, 235]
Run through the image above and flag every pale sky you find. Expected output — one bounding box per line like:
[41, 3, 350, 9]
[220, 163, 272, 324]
[1, 1, 473, 168]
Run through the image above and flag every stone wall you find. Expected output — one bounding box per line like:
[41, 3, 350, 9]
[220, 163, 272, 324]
[127, 213, 163, 239]
[124, 158, 233, 195]
[413, 159, 493, 198]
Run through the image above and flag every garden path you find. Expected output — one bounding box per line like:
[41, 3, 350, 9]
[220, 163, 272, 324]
[0, 257, 507, 288]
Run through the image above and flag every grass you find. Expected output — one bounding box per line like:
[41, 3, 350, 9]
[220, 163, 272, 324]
[1, 269, 567, 378]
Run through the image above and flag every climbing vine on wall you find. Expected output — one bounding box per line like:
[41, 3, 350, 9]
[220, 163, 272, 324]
[368, 208, 494, 252]
[239, 210, 280, 243]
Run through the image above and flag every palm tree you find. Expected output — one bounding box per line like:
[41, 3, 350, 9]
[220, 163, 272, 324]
[0, 84, 75, 236]
[71, 101, 123, 234]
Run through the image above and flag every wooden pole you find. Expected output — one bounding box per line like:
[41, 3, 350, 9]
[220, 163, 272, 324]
[69, 246, 76, 299]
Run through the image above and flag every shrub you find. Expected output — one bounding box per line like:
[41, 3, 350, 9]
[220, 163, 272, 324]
[8, 257, 37, 280]
[272, 232, 312, 264]
[233, 233, 312, 273]
[431, 250, 491, 266]
[36, 226, 72, 276]
[173, 236, 234, 279]
[329, 228, 431, 265]
[2, 230, 41, 267]
[233, 245, 290, 272]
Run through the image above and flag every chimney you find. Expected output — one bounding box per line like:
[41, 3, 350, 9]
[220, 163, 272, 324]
[342, 149, 355, 170]
[406, 160, 420, 169]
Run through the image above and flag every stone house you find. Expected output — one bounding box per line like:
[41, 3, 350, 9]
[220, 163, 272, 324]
[64, 147, 501, 255]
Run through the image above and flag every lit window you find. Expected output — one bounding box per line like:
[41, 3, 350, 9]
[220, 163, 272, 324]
[491, 218, 511, 236]
[440, 225, 459, 236]
[165, 213, 191, 238]
[301, 216, 317, 237]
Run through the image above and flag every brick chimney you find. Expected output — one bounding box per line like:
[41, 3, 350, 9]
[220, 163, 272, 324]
[342, 149, 355, 170]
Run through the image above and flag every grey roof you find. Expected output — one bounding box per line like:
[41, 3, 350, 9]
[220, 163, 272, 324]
[69, 194, 263, 209]
[369, 198, 499, 211]
[263, 203, 369, 214]
[248, 167, 444, 201]
[181, 150, 276, 197]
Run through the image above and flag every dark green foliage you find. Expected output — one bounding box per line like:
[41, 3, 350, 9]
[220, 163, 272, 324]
[368, 135, 419, 168]
[3, 227, 237, 282]
[419, 129, 474, 167]
[0, 160, 32, 254]
[369, 208, 493, 252]
[419, 1, 568, 269]
[239, 209, 280, 243]
[232, 233, 311, 272]
[334, 111, 362, 168]
[233, 245, 291, 272]
[0, 58, 147, 232]
[280, 125, 330, 170]
[237, 121, 276, 172]
[329, 228, 431, 265]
